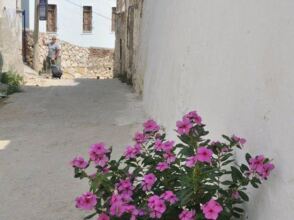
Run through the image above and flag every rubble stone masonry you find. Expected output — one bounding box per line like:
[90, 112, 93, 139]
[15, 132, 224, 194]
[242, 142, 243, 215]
[25, 31, 114, 79]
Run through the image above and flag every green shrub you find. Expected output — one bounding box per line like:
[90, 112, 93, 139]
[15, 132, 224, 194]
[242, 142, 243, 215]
[0, 70, 23, 95]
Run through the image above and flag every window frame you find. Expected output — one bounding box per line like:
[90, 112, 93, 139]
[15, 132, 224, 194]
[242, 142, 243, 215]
[83, 6, 93, 33]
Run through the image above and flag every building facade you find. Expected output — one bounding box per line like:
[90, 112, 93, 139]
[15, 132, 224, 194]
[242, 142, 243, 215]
[22, 0, 116, 48]
[0, 0, 24, 74]
[116, 1, 294, 219]
[113, 0, 144, 92]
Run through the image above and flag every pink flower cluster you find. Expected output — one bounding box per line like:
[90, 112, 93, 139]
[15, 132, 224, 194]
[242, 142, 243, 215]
[89, 143, 109, 167]
[75, 192, 97, 210]
[133, 132, 147, 144]
[249, 155, 275, 179]
[186, 147, 213, 168]
[148, 195, 166, 218]
[124, 144, 142, 159]
[176, 111, 202, 135]
[142, 173, 157, 191]
[71, 156, 88, 169]
[160, 191, 178, 204]
[201, 199, 223, 220]
[155, 140, 175, 152]
[179, 209, 196, 220]
[116, 178, 134, 202]
[144, 119, 160, 133]
[232, 135, 246, 145]
[97, 213, 110, 220]
[109, 192, 143, 220]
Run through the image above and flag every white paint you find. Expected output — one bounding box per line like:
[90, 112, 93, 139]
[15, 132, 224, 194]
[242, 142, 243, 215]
[136, 1, 294, 219]
[22, 0, 115, 48]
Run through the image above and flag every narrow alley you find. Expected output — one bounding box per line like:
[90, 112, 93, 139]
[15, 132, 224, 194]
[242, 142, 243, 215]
[0, 78, 146, 220]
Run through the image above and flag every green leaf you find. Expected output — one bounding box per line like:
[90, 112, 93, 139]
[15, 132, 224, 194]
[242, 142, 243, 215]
[222, 135, 232, 142]
[231, 166, 243, 181]
[240, 164, 249, 172]
[84, 212, 97, 219]
[233, 207, 244, 213]
[222, 159, 234, 166]
[221, 180, 233, 185]
[238, 191, 249, 201]
[245, 153, 252, 163]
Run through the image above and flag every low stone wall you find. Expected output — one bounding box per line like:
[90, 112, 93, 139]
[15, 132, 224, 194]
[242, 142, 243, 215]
[25, 31, 114, 79]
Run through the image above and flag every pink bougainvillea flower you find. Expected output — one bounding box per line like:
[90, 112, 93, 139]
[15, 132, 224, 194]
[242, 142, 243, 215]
[196, 147, 213, 163]
[124, 146, 136, 159]
[109, 194, 127, 217]
[249, 154, 275, 179]
[89, 142, 108, 156]
[154, 139, 163, 151]
[201, 199, 223, 220]
[94, 154, 109, 167]
[71, 156, 88, 169]
[142, 173, 157, 191]
[75, 192, 97, 211]
[148, 195, 166, 219]
[117, 178, 134, 194]
[163, 151, 176, 164]
[249, 155, 265, 173]
[179, 209, 196, 220]
[97, 213, 110, 220]
[89, 143, 109, 167]
[143, 119, 160, 133]
[161, 191, 178, 204]
[133, 132, 146, 144]
[184, 111, 202, 124]
[232, 135, 246, 145]
[156, 162, 169, 171]
[124, 144, 142, 159]
[185, 155, 198, 168]
[161, 140, 175, 152]
[176, 117, 193, 135]
[261, 162, 275, 179]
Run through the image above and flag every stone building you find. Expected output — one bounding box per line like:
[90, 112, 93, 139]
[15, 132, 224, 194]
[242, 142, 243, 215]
[24, 31, 114, 79]
[113, 0, 144, 93]
[0, 0, 24, 75]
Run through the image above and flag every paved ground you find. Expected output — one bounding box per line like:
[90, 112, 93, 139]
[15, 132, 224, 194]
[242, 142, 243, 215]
[0, 78, 146, 220]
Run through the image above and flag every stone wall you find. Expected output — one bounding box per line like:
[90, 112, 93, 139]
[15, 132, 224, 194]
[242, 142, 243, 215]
[25, 31, 114, 79]
[114, 0, 144, 93]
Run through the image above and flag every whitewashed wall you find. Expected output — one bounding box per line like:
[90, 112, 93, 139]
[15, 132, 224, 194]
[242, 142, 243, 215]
[22, 0, 115, 48]
[0, 0, 23, 74]
[136, 1, 294, 219]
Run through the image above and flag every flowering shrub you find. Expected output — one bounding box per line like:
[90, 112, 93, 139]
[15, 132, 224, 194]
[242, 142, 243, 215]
[72, 111, 274, 220]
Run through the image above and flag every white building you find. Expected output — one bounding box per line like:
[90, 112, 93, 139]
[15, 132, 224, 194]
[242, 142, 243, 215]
[22, 0, 116, 48]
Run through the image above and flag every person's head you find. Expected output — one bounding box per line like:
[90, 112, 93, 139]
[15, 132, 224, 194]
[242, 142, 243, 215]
[51, 36, 57, 43]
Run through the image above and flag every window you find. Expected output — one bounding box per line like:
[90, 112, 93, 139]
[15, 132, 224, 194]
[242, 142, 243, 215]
[111, 7, 116, 32]
[83, 6, 92, 32]
[47, 4, 57, 32]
